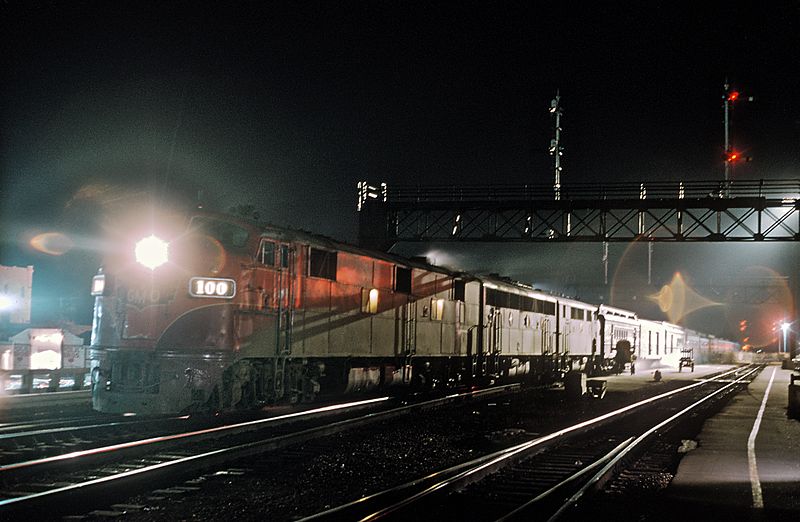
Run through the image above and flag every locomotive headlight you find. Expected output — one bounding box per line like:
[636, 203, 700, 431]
[135, 235, 169, 270]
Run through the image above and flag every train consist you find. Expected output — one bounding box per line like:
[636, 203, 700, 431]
[89, 210, 738, 414]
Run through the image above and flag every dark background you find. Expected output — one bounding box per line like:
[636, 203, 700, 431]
[1, 1, 798, 345]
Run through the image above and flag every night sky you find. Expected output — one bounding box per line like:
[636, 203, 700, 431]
[1, 2, 799, 339]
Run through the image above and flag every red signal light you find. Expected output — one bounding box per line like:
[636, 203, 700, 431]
[728, 91, 739, 102]
[726, 151, 740, 163]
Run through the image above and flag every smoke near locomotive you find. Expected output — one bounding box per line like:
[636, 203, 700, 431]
[89, 210, 736, 414]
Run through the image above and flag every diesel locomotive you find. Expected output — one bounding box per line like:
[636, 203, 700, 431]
[89, 209, 735, 414]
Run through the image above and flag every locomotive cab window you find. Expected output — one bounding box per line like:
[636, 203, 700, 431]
[309, 248, 337, 280]
[280, 245, 290, 268]
[259, 240, 276, 266]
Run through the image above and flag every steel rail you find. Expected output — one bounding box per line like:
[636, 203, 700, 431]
[547, 365, 762, 521]
[0, 415, 187, 441]
[0, 384, 519, 516]
[0, 396, 392, 475]
[0, 390, 91, 412]
[494, 437, 636, 522]
[300, 365, 755, 521]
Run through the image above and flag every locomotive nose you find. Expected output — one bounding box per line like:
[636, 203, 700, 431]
[171, 233, 228, 274]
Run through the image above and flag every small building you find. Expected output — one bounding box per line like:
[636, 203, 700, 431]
[1, 328, 87, 370]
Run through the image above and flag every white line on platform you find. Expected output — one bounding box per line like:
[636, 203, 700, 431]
[748, 366, 776, 509]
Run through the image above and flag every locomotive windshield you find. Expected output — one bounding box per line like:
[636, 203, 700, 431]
[189, 216, 250, 249]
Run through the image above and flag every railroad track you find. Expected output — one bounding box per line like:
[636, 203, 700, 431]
[0, 389, 91, 414]
[0, 384, 519, 517]
[0, 412, 204, 465]
[301, 365, 761, 521]
[0, 391, 440, 466]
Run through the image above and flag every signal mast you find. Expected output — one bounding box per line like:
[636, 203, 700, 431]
[722, 79, 753, 194]
[549, 91, 571, 236]
[549, 90, 563, 203]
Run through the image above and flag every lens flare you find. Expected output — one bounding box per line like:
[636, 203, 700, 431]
[723, 266, 793, 349]
[648, 272, 720, 324]
[29, 232, 74, 255]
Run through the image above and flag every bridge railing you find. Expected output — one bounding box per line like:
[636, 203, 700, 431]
[385, 179, 800, 203]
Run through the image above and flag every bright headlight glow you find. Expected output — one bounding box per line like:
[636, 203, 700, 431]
[135, 235, 169, 270]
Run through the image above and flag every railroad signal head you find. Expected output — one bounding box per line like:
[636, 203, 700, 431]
[724, 89, 754, 103]
[724, 151, 752, 163]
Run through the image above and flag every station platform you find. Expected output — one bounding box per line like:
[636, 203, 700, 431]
[663, 363, 800, 518]
[590, 363, 735, 394]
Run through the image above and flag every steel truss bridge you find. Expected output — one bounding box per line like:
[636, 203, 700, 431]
[357, 179, 800, 249]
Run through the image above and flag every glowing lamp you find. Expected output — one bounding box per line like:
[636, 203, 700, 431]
[781, 322, 791, 334]
[135, 235, 169, 270]
[91, 274, 106, 296]
[0, 295, 14, 311]
[361, 288, 379, 314]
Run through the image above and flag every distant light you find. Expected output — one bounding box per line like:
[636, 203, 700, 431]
[135, 235, 169, 270]
[781, 322, 791, 333]
[31, 349, 60, 370]
[725, 151, 742, 163]
[0, 295, 13, 311]
[91, 274, 106, 296]
[728, 91, 739, 102]
[35, 333, 64, 344]
[365, 288, 379, 314]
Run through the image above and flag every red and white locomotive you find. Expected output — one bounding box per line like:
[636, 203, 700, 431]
[89, 209, 736, 414]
